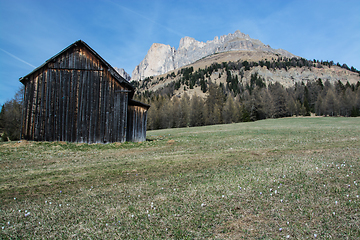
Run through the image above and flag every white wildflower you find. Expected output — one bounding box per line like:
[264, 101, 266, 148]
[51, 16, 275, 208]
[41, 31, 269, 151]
[314, 233, 317, 238]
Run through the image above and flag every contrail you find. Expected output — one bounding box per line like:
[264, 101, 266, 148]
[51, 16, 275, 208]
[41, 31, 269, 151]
[0, 48, 36, 68]
[111, 2, 184, 38]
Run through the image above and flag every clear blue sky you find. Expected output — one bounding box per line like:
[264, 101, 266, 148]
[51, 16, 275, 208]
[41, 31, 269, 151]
[1, 0, 359, 106]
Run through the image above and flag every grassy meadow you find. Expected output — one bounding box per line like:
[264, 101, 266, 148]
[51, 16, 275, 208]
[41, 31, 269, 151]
[0, 117, 359, 239]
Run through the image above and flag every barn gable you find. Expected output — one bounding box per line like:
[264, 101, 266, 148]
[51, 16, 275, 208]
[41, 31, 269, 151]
[20, 40, 149, 143]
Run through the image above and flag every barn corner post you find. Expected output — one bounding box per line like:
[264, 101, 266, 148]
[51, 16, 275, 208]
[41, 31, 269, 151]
[19, 80, 25, 141]
[19, 40, 149, 144]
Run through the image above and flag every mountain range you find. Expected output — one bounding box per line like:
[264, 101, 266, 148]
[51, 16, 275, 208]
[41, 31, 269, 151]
[124, 30, 359, 99]
[130, 30, 296, 81]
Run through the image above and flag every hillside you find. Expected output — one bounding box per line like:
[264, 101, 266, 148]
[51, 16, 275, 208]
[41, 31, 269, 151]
[132, 52, 360, 99]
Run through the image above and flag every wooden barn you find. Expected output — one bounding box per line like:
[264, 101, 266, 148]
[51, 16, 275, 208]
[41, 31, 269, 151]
[20, 40, 149, 143]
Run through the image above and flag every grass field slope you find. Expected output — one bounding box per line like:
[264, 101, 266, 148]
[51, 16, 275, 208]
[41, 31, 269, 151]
[1, 117, 359, 239]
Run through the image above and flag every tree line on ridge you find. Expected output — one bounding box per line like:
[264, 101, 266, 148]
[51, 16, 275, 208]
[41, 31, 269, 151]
[133, 58, 360, 130]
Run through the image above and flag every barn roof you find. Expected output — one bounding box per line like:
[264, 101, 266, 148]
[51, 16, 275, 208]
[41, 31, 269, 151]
[129, 99, 151, 109]
[19, 40, 134, 94]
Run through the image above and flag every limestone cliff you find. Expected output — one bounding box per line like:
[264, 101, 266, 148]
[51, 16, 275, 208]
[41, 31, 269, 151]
[114, 67, 131, 81]
[131, 30, 296, 80]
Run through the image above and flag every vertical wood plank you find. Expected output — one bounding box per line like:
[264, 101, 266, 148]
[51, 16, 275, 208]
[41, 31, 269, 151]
[54, 70, 60, 141]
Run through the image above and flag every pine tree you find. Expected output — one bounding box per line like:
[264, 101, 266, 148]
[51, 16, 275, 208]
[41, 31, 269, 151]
[0, 87, 23, 141]
[190, 94, 205, 127]
[268, 82, 288, 118]
[324, 88, 339, 116]
[222, 95, 236, 124]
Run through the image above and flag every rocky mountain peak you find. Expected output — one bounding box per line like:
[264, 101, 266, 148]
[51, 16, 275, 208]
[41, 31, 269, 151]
[179, 36, 205, 50]
[114, 67, 131, 81]
[131, 30, 297, 81]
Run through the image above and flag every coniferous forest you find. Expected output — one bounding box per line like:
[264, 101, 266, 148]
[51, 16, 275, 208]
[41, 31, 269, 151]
[132, 58, 360, 130]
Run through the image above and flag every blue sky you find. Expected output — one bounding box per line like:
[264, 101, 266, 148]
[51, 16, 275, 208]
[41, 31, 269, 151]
[1, 0, 359, 106]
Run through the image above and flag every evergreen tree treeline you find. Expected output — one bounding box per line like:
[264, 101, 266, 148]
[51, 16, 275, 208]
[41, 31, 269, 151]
[136, 79, 360, 130]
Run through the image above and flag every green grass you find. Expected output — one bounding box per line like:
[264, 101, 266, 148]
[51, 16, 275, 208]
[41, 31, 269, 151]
[1, 117, 359, 239]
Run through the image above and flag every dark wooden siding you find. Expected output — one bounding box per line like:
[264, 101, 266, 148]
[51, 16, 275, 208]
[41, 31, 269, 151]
[21, 45, 130, 143]
[127, 105, 148, 142]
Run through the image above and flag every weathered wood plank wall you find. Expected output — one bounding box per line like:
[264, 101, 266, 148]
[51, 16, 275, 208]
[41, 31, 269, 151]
[127, 105, 148, 142]
[21, 45, 130, 143]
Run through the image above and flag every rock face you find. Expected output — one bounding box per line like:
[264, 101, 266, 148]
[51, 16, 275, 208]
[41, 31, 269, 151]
[131, 30, 297, 80]
[131, 43, 176, 81]
[114, 67, 131, 81]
